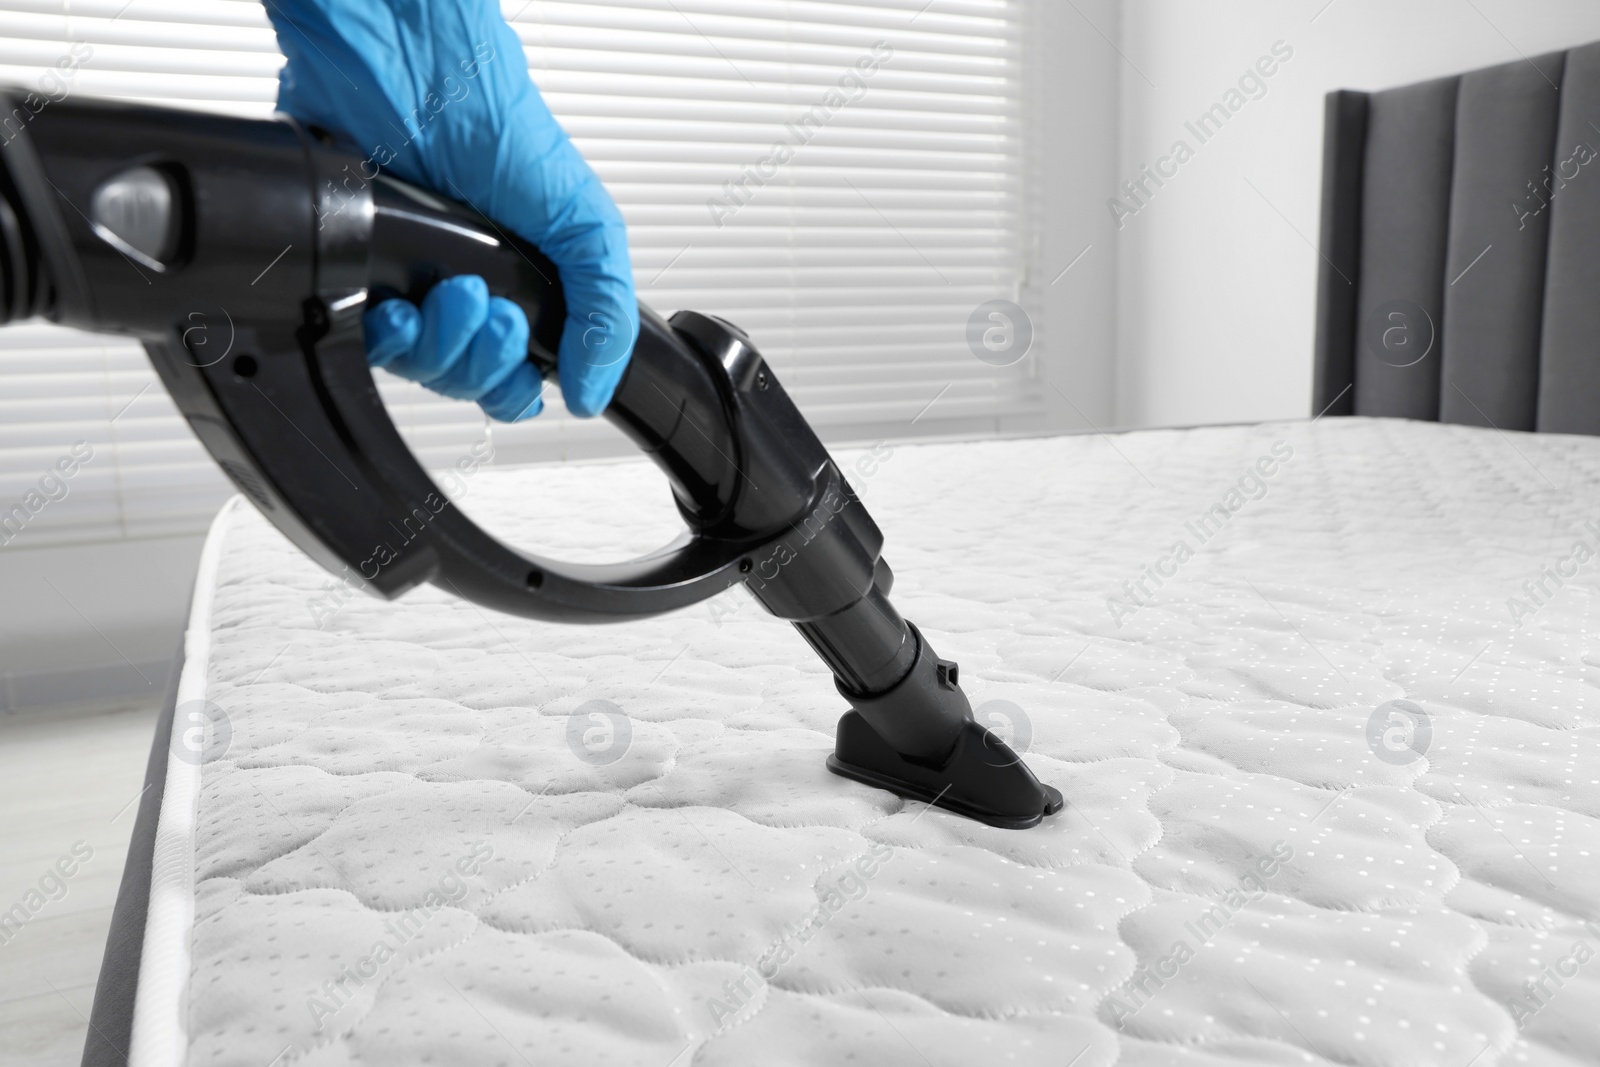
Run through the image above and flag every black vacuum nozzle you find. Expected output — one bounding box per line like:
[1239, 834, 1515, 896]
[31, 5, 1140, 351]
[0, 92, 1061, 829]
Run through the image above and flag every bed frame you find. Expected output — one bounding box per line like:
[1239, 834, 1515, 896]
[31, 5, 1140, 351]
[1312, 40, 1600, 434]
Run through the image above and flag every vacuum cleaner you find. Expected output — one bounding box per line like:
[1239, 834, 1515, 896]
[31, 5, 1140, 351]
[0, 94, 1062, 829]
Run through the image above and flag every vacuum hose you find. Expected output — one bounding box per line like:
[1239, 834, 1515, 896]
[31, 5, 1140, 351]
[0, 94, 1060, 828]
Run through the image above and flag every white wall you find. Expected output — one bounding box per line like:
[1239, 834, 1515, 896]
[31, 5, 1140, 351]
[1028, 0, 1120, 436]
[1113, 0, 1600, 429]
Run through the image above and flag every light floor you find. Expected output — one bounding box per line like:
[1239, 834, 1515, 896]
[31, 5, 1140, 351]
[0, 701, 161, 1067]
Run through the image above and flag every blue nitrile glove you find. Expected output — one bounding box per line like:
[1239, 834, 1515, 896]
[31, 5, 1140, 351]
[264, 0, 637, 419]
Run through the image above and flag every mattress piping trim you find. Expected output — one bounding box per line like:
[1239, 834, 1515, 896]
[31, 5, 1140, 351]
[127, 496, 241, 1067]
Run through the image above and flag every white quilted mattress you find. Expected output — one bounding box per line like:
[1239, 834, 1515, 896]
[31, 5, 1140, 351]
[131, 416, 1600, 1067]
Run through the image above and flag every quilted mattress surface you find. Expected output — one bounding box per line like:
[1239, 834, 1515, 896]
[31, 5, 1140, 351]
[133, 416, 1600, 1067]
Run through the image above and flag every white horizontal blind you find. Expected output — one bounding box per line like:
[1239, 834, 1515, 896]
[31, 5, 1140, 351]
[0, 1, 280, 549]
[0, 0, 1033, 549]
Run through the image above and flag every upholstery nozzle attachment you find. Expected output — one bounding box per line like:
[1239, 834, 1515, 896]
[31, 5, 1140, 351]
[827, 624, 1063, 829]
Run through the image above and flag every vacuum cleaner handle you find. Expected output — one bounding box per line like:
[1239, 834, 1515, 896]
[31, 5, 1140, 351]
[0, 93, 1063, 828]
[0, 94, 850, 622]
[364, 172, 845, 570]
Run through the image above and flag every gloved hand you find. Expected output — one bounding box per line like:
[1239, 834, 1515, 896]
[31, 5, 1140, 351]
[263, 0, 637, 419]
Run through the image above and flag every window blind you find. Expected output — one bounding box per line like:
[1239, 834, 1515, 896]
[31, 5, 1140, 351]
[0, 0, 1035, 549]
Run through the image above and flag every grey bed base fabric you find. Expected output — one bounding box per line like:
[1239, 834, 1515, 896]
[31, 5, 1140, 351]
[1313, 40, 1600, 433]
[80, 647, 181, 1067]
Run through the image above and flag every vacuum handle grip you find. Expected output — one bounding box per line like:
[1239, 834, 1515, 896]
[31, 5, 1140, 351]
[367, 176, 566, 374]
[365, 176, 744, 527]
[0, 95, 827, 621]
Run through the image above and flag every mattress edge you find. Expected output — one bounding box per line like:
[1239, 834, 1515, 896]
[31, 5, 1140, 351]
[127, 496, 241, 1067]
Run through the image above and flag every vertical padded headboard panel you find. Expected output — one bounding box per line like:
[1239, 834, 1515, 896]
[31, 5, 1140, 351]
[1538, 41, 1600, 434]
[1313, 42, 1600, 434]
[1352, 76, 1458, 420]
[1310, 91, 1367, 418]
[1438, 53, 1564, 430]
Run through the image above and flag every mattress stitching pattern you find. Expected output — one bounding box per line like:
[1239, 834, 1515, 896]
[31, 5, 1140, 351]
[166, 418, 1600, 1067]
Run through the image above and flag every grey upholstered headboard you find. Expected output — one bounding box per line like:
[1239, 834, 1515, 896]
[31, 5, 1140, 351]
[1312, 41, 1600, 434]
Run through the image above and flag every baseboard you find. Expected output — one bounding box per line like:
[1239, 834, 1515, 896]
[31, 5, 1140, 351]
[0, 656, 174, 716]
